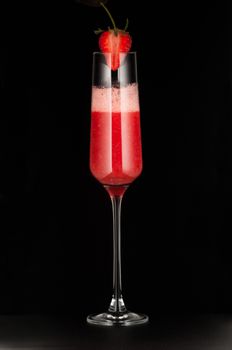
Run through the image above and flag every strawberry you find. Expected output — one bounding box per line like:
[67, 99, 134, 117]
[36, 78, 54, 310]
[95, 2, 132, 71]
[99, 30, 132, 71]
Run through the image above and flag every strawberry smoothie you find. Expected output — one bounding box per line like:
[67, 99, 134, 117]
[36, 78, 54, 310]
[90, 83, 142, 187]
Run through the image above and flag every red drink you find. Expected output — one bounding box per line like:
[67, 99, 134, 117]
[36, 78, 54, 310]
[90, 84, 142, 187]
[87, 52, 149, 326]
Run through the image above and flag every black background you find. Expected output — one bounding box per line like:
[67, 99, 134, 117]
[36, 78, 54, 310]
[0, 0, 231, 319]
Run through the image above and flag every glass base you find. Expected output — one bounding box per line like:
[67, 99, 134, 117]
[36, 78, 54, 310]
[87, 311, 149, 326]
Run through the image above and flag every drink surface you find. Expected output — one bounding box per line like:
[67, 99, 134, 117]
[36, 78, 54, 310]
[90, 84, 142, 185]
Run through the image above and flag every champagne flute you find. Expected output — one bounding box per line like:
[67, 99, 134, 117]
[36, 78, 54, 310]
[87, 52, 148, 326]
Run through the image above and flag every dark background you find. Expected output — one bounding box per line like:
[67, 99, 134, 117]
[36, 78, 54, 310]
[0, 0, 231, 318]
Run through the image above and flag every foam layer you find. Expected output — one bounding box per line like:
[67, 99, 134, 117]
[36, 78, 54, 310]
[92, 83, 139, 113]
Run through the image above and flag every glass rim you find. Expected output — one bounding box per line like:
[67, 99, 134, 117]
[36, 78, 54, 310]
[93, 51, 137, 55]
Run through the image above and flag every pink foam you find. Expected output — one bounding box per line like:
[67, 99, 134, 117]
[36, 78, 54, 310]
[91, 83, 140, 113]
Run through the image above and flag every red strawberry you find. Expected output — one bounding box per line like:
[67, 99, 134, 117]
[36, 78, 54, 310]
[99, 30, 132, 71]
[95, 3, 132, 71]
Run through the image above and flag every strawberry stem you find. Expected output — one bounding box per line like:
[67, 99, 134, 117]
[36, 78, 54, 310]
[99, 1, 118, 35]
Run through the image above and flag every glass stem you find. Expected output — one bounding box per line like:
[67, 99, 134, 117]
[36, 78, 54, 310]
[108, 194, 127, 315]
